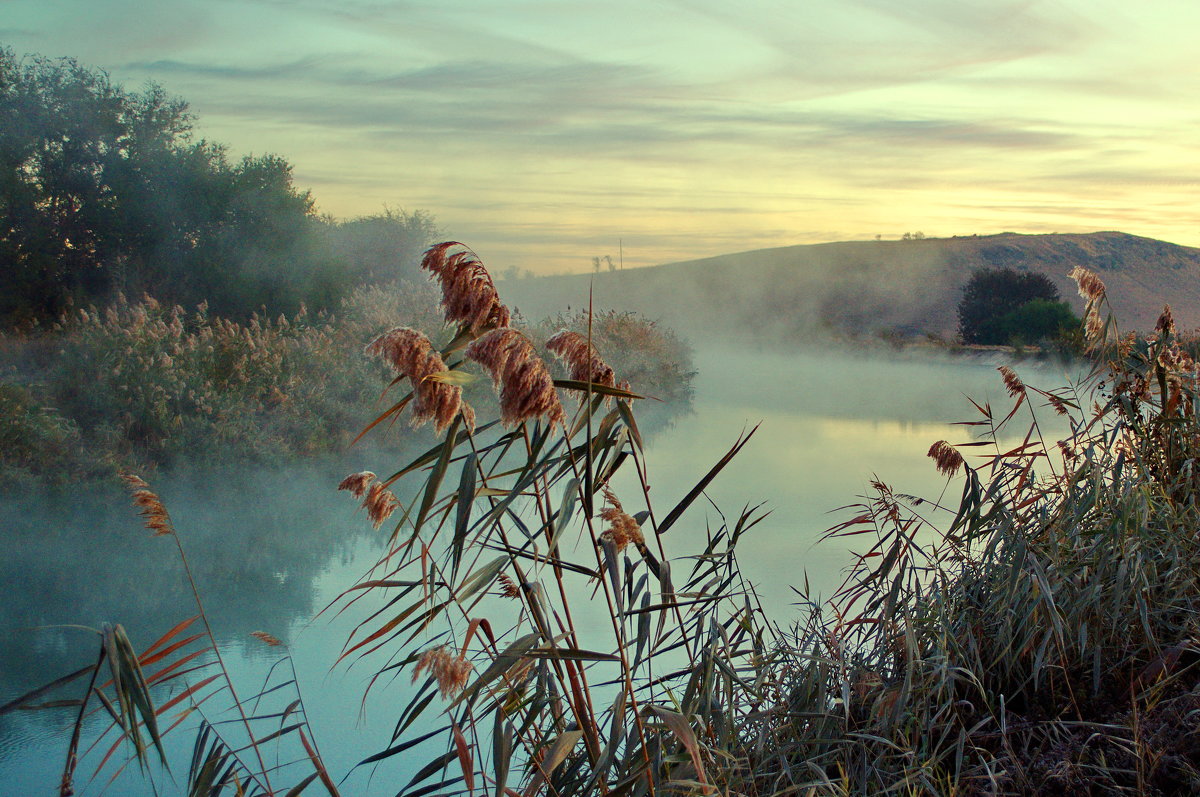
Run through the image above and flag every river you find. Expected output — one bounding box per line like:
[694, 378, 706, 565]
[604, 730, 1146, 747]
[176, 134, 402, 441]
[0, 344, 1077, 794]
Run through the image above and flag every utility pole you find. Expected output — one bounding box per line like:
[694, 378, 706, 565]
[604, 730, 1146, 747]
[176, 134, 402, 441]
[619, 238, 623, 270]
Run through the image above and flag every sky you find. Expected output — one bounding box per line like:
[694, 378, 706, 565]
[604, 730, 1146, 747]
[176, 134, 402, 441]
[4, 0, 1200, 274]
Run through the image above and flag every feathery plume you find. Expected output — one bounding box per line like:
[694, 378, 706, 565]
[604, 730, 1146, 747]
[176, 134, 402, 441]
[466, 328, 565, 426]
[998, 365, 1024, 398]
[365, 327, 472, 433]
[927, 441, 964, 477]
[337, 471, 376, 499]
[1069, 266, 1106, 303]
[1156, 305, 1176, 338]
[1046, 393, 1070, 416]
[122, 473, 174, 536]
[363, 482, 399, 529]
[1085, 306, 1104, 341]
[421, 242, 511, 333]
[545, 330, 616, 388]
[497, 573, 521, 599]
[598, 488, 644, 552]
[249, 631, 282, 647]
[413, 645, 474, 699]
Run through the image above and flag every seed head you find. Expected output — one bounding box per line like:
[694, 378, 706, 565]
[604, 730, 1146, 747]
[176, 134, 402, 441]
[365, 327, 473, 433]
[927, 440, 964, 477]
[1156, 305, 1176, 338]
[421, 242, 512, 333]
[497, 573, 521, 599]
[1069, 266, 1106, 303]
[413, 645, 474, 699]
[466, 328, 565, 426]
[363, 482, 399, 529]
[998, 365, 1024, 398]
[250, 631, 282, 647]
[122, 473, 174, 537]
[598, 489, 644, 552]
[545, 329, 616, 389]
[337, 471, 376, 499]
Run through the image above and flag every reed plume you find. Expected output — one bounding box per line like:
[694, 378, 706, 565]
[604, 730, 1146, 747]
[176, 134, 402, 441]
[121, 472, 173, 536]
[545, 330, 616, 388]
[365, 327, 472, 433]
[337, 471, 376, 499]
[927, 440, 964, 477]
[1156, 305, 1176, 338]
[465, 328, 565, 426]
[363, 482, 399, 529]
[412, 645, 473, 699]
[497, 573, 521, 599]
[420, 242, 511, 334]
[998, 365, 1024, 398]
[1069, 266, 1106, 303]
[599, 488, 644, 552]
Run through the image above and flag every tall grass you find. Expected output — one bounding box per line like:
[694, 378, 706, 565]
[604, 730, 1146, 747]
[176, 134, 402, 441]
[0, 281, 694, 486]
[10, 247, 1200, 796]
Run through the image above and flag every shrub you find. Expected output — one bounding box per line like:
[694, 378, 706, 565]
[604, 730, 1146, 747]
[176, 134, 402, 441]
[957, 267, 1062, 344]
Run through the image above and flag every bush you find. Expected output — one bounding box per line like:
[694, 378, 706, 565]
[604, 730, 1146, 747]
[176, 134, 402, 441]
[990, 296, 1081, 346]
[957, 267, 1062, 344]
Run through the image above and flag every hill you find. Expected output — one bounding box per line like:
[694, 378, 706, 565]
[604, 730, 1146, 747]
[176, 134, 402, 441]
[502, 232, 1200, 342]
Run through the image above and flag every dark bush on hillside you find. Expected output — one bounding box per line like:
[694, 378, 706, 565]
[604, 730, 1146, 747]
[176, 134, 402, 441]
[990, 296, 1081, 345]
[957, 267, 1062, 344]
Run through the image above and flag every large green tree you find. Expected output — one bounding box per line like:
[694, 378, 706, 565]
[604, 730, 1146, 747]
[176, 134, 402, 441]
[0, 49, 331, 324]
[957, 268, 1069, 345]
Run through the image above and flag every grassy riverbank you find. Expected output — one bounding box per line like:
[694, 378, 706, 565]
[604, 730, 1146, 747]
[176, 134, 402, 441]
[0, 282, 693, 489]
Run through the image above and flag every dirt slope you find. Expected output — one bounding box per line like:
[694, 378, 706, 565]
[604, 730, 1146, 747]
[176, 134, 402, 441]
[503, 232, 1200, 341]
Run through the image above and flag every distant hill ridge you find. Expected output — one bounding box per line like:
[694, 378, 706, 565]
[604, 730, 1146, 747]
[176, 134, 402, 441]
[504, 232, 1200, 340]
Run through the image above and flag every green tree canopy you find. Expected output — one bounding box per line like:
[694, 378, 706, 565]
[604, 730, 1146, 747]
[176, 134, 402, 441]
[0, 48, 333, 324]
[957, 268, 1067, 345]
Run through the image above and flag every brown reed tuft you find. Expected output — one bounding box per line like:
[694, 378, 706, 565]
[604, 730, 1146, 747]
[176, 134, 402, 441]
[1069, 266, 1107, 303]
[363, 482, 399, 529]
[998, 365, 1024, 398]
[420, 242, 512, 333]
[337, 471, 376, 499]
[927, 440, 964, 477]
[545, 330, 616, 388]
[466, 328, 565, 426]
[1156, 305, 1176, 338]
[412, 645, 474, 699]
[598, 488, 644, 552]
[249, 631, 282, 647]
[121, 473, 174, 536]
[365, 327, 472, 433]
[497, 573, 521, 599]
[1085, 306, 1104, 341]
[1047, 394, 1070, 416]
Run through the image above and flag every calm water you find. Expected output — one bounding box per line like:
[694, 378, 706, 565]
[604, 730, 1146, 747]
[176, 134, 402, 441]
[0, 346, 1075, 795]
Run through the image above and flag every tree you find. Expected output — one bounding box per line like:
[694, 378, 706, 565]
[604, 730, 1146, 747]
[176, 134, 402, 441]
[957, 268, 1064, 344]
[0, 48, 326, 324]
[990, 298, 1080, 345]
[324, 208, 441, 285]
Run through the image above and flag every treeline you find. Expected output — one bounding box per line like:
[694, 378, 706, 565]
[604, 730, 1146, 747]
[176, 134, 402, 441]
[0, 48, 438, 326]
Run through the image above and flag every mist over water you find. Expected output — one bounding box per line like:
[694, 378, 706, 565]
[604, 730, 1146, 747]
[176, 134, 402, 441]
[0, 338, 1080, 794]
